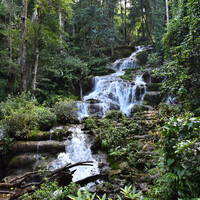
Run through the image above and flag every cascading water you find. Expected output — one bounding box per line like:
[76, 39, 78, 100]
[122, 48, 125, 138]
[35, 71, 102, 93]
[77, 45, 152, 119]
[48, 125, 100, 182]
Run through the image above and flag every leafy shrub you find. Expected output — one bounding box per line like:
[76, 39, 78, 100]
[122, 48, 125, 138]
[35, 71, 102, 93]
[3, 106, 38, 139]
[0, 93, 37, 120]
[145, 53, 161, 68]
[85, 117, 97, 130]
[157, 103, 183, 118]
[53, 98, 78, 124]
[0, 93, 57, 138]
[20, 181, 78, 200]
[105, 110, 125, 121]
[33, 107, 57, 131]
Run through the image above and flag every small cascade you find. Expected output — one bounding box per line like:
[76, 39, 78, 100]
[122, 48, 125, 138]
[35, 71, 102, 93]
[48, 125, 100, 182]
[77, 45, 152, 119]
[36, 142, 40, 161]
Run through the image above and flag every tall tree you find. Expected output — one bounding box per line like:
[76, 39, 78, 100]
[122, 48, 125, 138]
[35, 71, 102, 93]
[20, 0, 28, 92]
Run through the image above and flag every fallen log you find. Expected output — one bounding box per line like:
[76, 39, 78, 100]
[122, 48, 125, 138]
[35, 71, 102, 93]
[0, 161, 94, 200]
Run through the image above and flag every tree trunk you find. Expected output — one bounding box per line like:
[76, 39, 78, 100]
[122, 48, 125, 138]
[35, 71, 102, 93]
[141, 15, 145, 38]
[111, 41, 114, 57]
[31, 45, 39, 99]
[124, 0, 127, 45]
[20, 0, 28, 92]
[59, 10, 64, 50]
[120, 0, 125, 42]
[143, 14, 154, 45]
[31, 4, 41, 98]
[8, 4, 13, 62]
[165, 0, 169, 25]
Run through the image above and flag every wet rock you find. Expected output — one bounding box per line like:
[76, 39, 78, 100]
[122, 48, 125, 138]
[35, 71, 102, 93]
[135, 85, 145, 101]
[88, 104, 103, 115]
[109, 103, 120, 110]
[131, 104, 152, 114]
[142, 71, 151, 83]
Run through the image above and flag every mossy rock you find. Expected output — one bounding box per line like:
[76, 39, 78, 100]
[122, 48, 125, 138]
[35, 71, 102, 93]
[9, 154, 37, 168]
[131, 104, 152, 114]
[143, 91, 163, 106]
[27, 130, 50, 141]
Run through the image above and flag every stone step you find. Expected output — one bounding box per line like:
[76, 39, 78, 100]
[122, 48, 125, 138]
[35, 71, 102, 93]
[12, 141, 65, 155]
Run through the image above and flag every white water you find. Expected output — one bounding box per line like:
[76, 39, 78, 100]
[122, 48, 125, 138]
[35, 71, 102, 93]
[48, 125, 100, 182]
[77, 45, 152, 119]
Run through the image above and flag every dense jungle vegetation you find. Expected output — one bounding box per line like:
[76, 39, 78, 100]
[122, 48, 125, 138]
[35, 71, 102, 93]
[0, 0, 199, 199]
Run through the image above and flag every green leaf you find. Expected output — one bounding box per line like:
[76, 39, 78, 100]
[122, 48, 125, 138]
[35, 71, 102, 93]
[177, 170, 185, 179]
[167, 158, 175, 166]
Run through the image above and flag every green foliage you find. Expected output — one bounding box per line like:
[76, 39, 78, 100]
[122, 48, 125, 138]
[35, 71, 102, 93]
[68, 185, 143, 200]
[120, 185, 142, 199]
[152, 115, 200, 199]
[68, 190, 96, 200]
[157, 103, 184, 118]
[105, 110, 125, 121]
[158, 0, 200, 111]
[0, 93, 57, 138]
[0, 93, 37, 120]
[20, 181, 77, 200]
[145, 53, 161, 68]
[3, 106, 38, 138]
[53, 98, 78, 124]
[33, 107, 57, 131]
[85, 117, 98, 130]
[0, 129, 14, 155]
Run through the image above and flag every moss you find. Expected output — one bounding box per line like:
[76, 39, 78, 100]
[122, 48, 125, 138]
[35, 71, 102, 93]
[106, 156, 116, 164]
[111, 162, 119, 170]
[9, 156, 19, 167]
[27, 129, 44, 139]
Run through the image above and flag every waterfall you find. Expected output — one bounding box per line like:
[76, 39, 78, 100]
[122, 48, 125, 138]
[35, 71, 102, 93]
[49, 46, 152, 185]
[77, 45, 152, 119]
[48, 125, 100, 182]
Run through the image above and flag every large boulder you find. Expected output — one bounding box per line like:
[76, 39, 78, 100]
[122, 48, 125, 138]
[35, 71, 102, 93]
[131, 104, 153, 114]
[142, 71, 151, 83]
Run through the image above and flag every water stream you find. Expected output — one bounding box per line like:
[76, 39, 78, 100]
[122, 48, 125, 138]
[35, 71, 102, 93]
[77, 45, 152, 119]
[48, 125, 100, 182]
